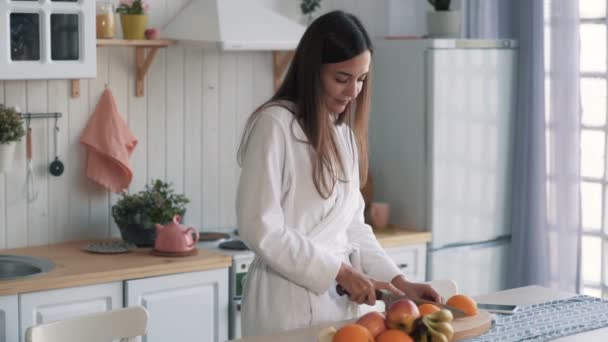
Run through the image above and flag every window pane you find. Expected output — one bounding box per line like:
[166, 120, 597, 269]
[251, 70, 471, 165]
[580, 24, 607, 72]
[51, 14, 79, 61]
[582, 181, 602, 231]
[545, 25, 551, 72]
[581, 78, 607, 126]
[10, 13, 40, 61]
[582, 235, 602, 284]
[581, 130, 605, 179]
[580, 1, 606, 18]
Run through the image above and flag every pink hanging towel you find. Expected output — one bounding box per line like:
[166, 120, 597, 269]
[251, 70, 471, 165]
[80, 88, 138, 193]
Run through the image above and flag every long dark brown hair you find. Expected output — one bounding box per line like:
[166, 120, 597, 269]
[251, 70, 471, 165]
[238, 10, 373, 199]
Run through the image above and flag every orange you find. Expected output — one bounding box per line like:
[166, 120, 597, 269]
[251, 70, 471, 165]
[418, 303, 441, 316]
[332, 324, 374, 342]
[376, 329, 414, 342]
[446, 294, 478, 316]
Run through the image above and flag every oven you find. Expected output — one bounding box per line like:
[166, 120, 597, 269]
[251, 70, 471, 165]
[230, 253, 254, 339]
[197, 232, 254, 340]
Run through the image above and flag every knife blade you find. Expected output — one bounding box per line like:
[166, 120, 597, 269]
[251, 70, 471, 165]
[335, 284, 467, 318]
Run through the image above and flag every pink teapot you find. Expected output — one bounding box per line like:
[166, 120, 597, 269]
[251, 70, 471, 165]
[154, 215, 199, 253]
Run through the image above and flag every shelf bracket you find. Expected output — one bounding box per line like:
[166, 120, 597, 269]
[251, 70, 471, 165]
[135, 46, 160, 97]
[70, 80, 80, 98]
[273, 50, 295, 91]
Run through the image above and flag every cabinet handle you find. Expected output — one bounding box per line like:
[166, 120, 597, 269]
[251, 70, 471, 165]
[398, 263, 408, 269]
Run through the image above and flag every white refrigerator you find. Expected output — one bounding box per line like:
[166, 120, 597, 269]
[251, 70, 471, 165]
[369, 39, 518, 296]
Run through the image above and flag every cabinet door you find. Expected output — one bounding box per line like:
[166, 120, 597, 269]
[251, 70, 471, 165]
[0, 295, 18, 342]
[19, 282, 123, 342]
[386, 243, 427, 282]
[0, 0, 96, 79]
[126, 269, 229, 342]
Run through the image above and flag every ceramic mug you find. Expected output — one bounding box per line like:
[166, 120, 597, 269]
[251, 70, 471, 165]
[369, 202, 390, 230]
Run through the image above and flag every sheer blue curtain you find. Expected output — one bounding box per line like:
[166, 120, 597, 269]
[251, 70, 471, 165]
[464, 0, 582, 293]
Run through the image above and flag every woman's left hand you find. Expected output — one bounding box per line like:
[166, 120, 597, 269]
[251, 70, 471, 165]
[391, 275, 443, 303]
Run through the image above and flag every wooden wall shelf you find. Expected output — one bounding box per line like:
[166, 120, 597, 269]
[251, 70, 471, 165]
[70, 39, 175, 98]
[72, 40, 292, 98]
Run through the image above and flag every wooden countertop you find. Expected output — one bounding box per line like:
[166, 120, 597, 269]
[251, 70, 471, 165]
[0, 240, 232, 296]
[374, 225, 432, 248]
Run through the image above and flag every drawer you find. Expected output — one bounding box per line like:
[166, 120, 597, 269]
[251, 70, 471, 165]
[385, 244, 426, 282]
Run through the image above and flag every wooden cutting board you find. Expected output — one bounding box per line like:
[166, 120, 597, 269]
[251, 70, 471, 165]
[452, 310, 492, 341]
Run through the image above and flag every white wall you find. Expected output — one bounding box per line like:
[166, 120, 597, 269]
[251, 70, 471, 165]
[0, 0, 426, 248]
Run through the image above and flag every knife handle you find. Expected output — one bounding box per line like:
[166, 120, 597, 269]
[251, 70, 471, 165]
[335, 284, 384, 300]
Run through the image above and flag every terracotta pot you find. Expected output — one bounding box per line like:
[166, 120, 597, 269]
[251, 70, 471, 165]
[369, 202, 390, 230]
[121, 14, 147, 40]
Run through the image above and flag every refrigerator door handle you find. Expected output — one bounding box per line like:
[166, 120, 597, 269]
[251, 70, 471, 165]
[429, 235, 511, 252]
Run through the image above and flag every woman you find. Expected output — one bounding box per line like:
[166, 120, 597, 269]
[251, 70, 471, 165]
[236, 10, 440, 336]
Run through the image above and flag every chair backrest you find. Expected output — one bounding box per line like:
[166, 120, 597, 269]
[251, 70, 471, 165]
[25, 306, 148, 342]
[426, 279, 459, 300]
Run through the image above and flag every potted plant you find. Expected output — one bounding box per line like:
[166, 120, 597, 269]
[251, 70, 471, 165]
[426, 0, 460, 38]
[112, 179, 189, 247]
[300, 0, 322, 26]
[116, 0, 150, 40]
[0, 105, 25, 174]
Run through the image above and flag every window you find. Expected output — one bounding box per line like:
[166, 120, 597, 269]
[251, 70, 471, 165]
[0, 0, 96, 79]
[578, 1, 608, 298]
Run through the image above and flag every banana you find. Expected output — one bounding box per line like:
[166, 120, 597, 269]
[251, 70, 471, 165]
[431, 322, 454, 341]
[316, 326, 336, 342]
[426, 325, 449, 342]
[427, 309, 453, 323]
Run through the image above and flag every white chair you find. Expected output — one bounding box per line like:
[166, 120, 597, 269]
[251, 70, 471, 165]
[25, 306, 148, 342]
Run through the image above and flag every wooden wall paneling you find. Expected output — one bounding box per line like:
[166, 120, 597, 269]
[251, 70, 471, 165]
[47, 79, 70, 243]
[26, 80, 50, 246]
[235, 53, 255, 224]
[252, 53, 273, 110]
[146, 49, 167, 183]
[201, 50, 220, 229]
[87, 46, 110, 239]
[67, 78, 92, 240]
[128, 47, 149, 193]
[0, 81, 5, 248]
[5, 81, 28, 247]
[218, 53, 238, 228]
[165, 47, 185, 194]
[108, 46, 131, 237]
[183, 48, 204, 228]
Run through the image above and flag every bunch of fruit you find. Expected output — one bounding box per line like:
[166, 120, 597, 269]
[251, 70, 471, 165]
[317, 294, 478, 342]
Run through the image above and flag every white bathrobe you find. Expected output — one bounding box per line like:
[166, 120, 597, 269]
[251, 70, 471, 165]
[236, 103, 402, 336]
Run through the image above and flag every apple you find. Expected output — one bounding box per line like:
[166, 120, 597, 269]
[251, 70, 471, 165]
[145, 28, 160, 40]
[386, 299, 420, 334]
[356, 311, 387, 337]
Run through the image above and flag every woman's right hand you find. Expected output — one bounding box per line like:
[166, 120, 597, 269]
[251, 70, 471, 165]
[335, 262, 404, 305]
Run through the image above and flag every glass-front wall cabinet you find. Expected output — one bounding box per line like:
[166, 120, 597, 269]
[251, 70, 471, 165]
[1, 0, 96, 79]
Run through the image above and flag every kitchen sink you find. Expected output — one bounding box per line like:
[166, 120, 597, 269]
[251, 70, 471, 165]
[0, 255, 54, 280]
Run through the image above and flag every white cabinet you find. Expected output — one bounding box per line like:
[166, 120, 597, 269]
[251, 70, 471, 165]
[0, 294, 18, 342]
[0, 0, 96, 79]
[19, 282, 123, 342]
[385, 243, 426, 282]
[125, 268, 229, 342]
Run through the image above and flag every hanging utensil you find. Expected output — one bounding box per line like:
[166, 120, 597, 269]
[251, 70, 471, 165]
[25, 120, 38, 202]
[49, 117, 64, 176]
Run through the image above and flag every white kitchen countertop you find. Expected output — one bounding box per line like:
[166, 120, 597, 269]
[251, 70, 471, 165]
[230, 285, 607, 342]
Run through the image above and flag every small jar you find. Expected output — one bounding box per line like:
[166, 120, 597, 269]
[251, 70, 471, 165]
[96, 2, 115, 38]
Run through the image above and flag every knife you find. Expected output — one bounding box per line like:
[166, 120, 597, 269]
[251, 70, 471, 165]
[335, 284, 466, 318]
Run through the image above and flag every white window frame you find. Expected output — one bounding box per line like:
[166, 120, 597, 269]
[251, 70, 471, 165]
[578, 7, 608, 298]
[0, 0, 96, 80]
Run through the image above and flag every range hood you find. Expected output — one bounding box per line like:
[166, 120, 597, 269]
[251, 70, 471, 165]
[162, 0, 306, 50]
